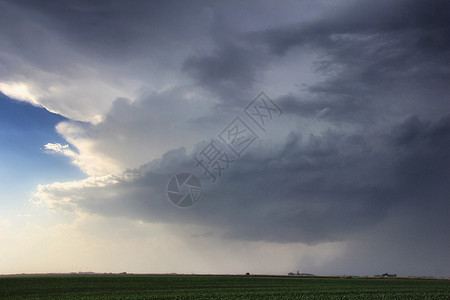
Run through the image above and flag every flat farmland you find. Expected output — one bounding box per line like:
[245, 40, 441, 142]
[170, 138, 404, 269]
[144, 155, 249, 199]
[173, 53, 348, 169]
[0, 275, 449, 299]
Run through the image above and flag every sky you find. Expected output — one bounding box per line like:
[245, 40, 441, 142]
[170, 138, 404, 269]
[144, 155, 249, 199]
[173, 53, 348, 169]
[0, 0, 449, 276]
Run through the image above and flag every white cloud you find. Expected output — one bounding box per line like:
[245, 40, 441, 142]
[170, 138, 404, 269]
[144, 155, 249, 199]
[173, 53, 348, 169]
[0, 81, 40, 105]
[46, 87, 219, 176]
[43, 139, 121, 176]
[44, 143, 70, 153]
[0, 64, 138, 123]
[32, 174, 124, 211]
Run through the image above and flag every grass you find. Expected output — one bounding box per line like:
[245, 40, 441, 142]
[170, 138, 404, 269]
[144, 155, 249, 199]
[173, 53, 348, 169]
[0, 275, 449, 299]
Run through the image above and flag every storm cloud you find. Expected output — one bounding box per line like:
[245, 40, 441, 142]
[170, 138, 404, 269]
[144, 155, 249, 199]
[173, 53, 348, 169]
[1, 0, 449, 276]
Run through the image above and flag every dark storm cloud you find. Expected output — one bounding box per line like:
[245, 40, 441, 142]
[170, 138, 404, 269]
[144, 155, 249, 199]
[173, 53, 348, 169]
[183, 42, 265, 105]
[36, 112, 449, 279]
[2, 0, 208, 61]
[322, 115, 450, 275]
[181, 6, 272, 107]
[258, 0, 450, 56]
[277, 94, 367, 124]
[41, 110, 449, 245]
[252, 0, 450, 125]
[390, 114, 450, 199]
[35, 0, 450, 244]
[25, 0, 450, 276]
[178, 0, 450, 122]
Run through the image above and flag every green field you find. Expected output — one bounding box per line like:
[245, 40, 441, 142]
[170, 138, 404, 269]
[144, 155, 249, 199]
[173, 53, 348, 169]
[1, 275, 449, 299]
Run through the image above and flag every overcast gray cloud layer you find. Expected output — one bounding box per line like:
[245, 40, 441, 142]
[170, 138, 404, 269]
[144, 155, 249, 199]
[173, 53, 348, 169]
[2, 0, 449, 276]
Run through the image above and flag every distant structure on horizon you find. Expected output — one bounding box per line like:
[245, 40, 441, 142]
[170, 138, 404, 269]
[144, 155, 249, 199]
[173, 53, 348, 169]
[375, 273, 397, 278]
[288, 271, 314, 276]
